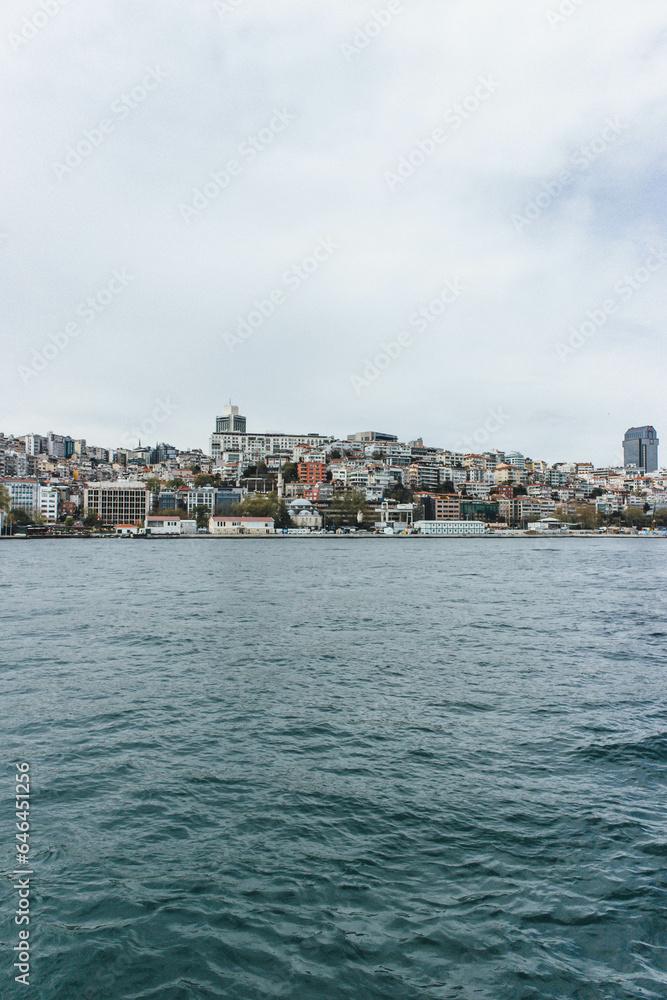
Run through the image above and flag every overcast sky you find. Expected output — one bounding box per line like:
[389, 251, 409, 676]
[1, 0, 665, 464]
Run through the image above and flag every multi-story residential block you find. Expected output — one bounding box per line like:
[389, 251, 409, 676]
[407, 463, 440, 490]
[494, 463, 527, 486]
[298, 462, 327, 484]
[210, 407, 333, 462]
[1, 478, 40, 514]
[519, 497, 556, 520]
[439, 466, 467, 487]
[39, 486, 59, 521]
[47, 432, 75, 458]
[24, 434, 48, 456]
[3, 452, 38, 478]
[84, 483, 149, 525]
[435, 494, 461, 519]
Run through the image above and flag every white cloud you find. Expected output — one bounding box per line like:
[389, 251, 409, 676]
[0, 0, 665, 464]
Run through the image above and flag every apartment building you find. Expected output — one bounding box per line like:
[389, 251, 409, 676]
[84, 483, 149, 525]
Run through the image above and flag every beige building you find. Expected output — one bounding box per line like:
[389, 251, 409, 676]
[84, 483, 149, 525]
[494, 462, 526, 486]
[209, 516, 274, 535]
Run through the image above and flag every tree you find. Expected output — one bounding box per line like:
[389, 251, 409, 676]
[329, 490, 372, 528]
[64, 516, 74, 527]
[166, 476, 186, 488]
[194, 473, 221, 488]
[568, 503, 602, 530]
[193, 504, 210, 529]
[83, 509, 101, 528]
[231, 492, 292, 529]
[281, 462, 298, 483]
[329, 449, 341, 460]
[145, 477, 161, 493]
[0, 485, 10, 513]
[11, 509, 32, 527]
[439, 479, 456, 494]
[513, 484, 527, 496]
[387, 486, 414, 504]
[623, 506, 650, 528]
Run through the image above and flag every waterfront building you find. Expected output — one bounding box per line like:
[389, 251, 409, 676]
[623, 426, 659, 472]
[1, 478, 40, 514]
[208, 516, 274, 535]
[84, 483, 149, 525]
[145, 516, 181, 535]
[414, 520, 486, 535]
[286, 499, 323, 529]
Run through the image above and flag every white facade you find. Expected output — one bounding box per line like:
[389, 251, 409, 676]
[39, 486, 59, 521]
[286, 499, 323, 529]
[2, 478, 39, 514]
[415, 520, 486, 535]
[210, 430, 333, 461]
[145, 516, 181, 535]
[209, 516, 274, 535]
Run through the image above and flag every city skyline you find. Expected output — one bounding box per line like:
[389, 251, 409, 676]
[1, 411, 661, 472]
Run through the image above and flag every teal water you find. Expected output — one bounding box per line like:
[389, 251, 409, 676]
[2, 538, 667, 999]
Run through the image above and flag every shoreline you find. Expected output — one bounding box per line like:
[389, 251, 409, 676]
[2, 532, 665, 541]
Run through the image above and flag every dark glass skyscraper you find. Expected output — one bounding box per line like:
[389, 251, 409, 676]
[623, 426, 659, 471]
[215, 405, 246, 434]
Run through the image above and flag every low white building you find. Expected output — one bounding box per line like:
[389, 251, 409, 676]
[415, 520, 486, 535]
[209, 516, 274, 535]
[145, 516, 181, 535]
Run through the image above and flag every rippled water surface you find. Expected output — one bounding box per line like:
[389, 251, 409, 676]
[2, 537, 667, 999]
